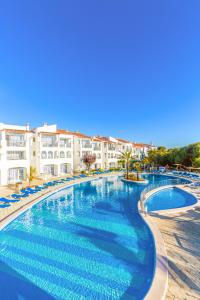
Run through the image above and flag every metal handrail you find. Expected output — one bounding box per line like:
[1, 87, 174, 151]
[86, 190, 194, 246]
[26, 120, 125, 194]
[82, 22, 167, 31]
[140, 178, 185, 214]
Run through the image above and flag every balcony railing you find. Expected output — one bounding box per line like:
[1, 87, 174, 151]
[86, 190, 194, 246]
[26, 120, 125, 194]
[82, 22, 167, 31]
[41, 143, 58, 147]
[7, 141, 26, 147]
[60, 143, 72, 148]
[93, 146, 101, 151]
[82, 144, 92, 148]
[7, 155, 26, 160]
[108, 147, 116, 151]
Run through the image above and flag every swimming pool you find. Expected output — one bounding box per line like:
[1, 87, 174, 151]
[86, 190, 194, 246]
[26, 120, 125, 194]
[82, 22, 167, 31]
[0, 174, 187, 300]
[145, 187, 197, 212]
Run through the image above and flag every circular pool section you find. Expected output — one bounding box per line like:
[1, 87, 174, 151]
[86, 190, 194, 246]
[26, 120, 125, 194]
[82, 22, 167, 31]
[145, 187, 197, 212]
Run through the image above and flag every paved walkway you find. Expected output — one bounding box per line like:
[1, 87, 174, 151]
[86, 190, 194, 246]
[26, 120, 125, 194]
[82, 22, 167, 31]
[150, 196, 200, 300]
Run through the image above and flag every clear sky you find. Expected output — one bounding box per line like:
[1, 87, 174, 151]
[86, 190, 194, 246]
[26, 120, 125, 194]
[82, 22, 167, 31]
[0, 1, 200, 147]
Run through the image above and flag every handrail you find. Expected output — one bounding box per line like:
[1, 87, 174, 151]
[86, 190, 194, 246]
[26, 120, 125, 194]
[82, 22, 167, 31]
[140, 178, 186, 214]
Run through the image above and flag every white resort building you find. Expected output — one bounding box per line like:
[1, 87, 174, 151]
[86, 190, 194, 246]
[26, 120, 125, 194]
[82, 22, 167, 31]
[0, 123, 31, 186]
[32, 124, 74, 178]
[0, 122, 156, 186]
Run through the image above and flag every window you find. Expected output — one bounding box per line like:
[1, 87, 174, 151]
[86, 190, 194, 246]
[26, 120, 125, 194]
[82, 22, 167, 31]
[6, 133, 26, 147]
[48, 151, 53, 159]
[60, 151, 65, 158]
[41, 135, 57, 147]
[54, 151, 59, 158]
[41, 151, 47, 159]
[82, 140, 92, 148]
[7, 151, 26, 160]
[97, 153, 101, 159]
[66, 151, 71, 158]
[7, 168, 26, 183]
[33, 151, 36, 156]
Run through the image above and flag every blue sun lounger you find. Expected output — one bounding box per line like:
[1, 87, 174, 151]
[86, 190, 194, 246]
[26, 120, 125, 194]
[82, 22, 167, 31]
[0, 197, 20, 203]
[11, 193, 22, 199]
[0, 203, 10, 208]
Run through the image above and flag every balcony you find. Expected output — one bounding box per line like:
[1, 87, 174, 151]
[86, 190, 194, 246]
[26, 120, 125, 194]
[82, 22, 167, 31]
[108, 147, 116, 151]
[7, 151, 26, 160]
[60, 143, 72, 148]
[82, 144, 92, 149]
[7, 141, 26, 147]
[94, 146, 101, 151]
[41, 143, 58, 147]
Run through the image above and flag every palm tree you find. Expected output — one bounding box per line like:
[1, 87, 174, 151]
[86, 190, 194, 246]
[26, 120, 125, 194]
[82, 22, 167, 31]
[118, 150, 134, 179]
[133, 161, 142, 181]
[142, 157, 150, 171]
[27, 166, 37, 185]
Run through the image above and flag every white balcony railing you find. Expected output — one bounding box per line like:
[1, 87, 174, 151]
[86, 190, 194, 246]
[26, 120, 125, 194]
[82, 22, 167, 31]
[60, 143, 72, 148]
[41, 143, 58, 147]
[82, 144, 92, 148]
[7, 141, 26, 147]
[94, 146, 101, 151]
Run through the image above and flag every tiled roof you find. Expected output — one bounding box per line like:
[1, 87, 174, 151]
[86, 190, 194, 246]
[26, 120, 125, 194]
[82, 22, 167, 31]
[58, 129, 91, 139]
[133, 143, 154, 148]
[92, 137, 102, 142]
[0, 129, 30, 134]
[95, 136, 113, 143]
[116, 138, 131, 144]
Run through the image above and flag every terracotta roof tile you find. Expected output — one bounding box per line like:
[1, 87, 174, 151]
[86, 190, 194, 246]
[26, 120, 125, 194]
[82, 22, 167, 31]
[116, 138, 131, 144]
[0, 129, 31, 134]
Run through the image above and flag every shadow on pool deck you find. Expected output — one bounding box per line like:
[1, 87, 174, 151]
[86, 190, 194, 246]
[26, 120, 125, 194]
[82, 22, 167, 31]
[0, 260, 56, 300]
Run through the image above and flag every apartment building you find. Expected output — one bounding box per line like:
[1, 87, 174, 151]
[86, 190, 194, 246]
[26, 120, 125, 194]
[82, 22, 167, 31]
[32, 124, 74, 178]
[92, 137, 103, 169]
[73, 132, 93, 171]
[132, 143, 155, 160]
[0, 122, 156, 186]
[0, 123, 31, 186]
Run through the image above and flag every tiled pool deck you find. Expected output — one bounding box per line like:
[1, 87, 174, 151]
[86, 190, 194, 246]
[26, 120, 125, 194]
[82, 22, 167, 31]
[149, 185, 200, 300]
[0, 174, 200, 299]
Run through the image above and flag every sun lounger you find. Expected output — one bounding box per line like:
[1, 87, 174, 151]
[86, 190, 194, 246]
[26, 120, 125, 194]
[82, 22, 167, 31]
[0, 197, 20, 203]
[0, 203, 10, 208]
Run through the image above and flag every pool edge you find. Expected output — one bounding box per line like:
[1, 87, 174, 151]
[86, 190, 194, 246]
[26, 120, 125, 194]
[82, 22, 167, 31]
[138, 199, 168, 300]
[0, 176, 103, 230]
[144, 185, 198, 214]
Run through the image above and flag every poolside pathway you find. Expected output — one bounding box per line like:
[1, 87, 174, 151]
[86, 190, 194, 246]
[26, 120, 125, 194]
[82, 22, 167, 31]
[150, 198, 200, 300]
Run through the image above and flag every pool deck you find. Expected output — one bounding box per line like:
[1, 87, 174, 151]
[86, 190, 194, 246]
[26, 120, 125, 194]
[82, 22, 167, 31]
[148, 185, 200, 300]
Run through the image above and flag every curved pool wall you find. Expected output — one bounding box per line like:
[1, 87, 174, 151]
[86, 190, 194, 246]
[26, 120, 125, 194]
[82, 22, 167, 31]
[0, 174, 187, 300]
[145, 187, 197, 212]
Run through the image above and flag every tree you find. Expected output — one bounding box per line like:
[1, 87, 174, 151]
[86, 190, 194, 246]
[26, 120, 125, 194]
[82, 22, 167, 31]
[82, 153, 96, 171]
[141, 157, 150, 170]
[147, 142, 200, 169]
[132, 160, 142, 180]
[118, 150, 134, 179]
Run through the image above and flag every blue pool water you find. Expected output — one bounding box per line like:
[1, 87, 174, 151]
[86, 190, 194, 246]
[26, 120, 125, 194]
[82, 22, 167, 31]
[0, 174, 187, 300]
[146, 187, 197, 212]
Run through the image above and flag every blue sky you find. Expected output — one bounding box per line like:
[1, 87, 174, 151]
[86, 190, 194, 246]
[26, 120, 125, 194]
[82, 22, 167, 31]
[0, 0, 200, 147]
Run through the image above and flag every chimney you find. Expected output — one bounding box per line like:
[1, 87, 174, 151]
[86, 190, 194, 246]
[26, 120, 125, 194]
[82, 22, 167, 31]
[25, 123, 30, 130]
